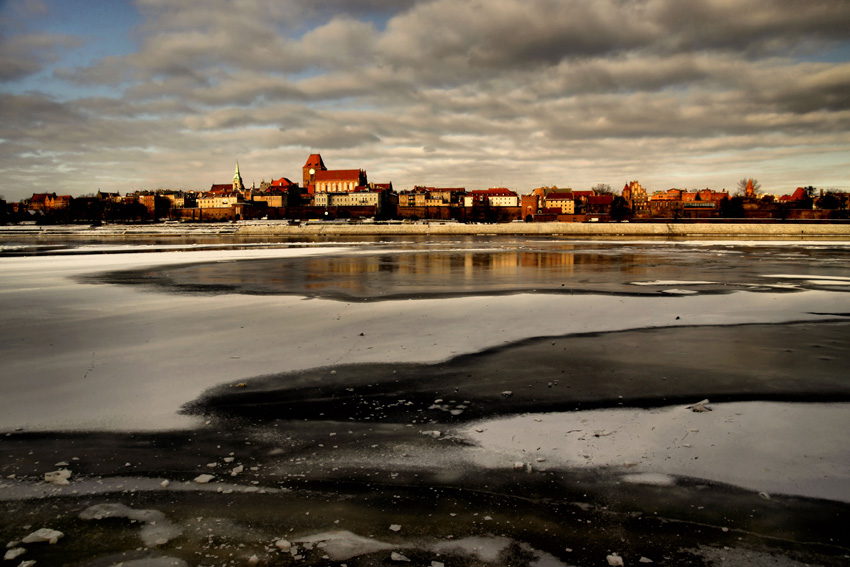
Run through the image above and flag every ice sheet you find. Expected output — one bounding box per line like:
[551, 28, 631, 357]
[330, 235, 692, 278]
[1, 246, 849, 432]
[458, 402, 850, 502]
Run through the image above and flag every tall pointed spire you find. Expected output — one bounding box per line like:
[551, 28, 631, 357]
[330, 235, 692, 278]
[233, 160, 244, 191]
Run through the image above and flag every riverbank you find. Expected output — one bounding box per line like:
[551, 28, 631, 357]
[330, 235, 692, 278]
[2, 220, 850, 239]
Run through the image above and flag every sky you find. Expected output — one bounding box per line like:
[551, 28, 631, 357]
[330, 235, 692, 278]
[1, 0, 849, 201]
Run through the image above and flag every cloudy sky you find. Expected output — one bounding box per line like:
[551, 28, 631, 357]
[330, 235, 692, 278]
[1, 0, 849, 201]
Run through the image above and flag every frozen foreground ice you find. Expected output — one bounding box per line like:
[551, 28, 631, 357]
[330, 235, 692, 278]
[1, 236, 849, 566]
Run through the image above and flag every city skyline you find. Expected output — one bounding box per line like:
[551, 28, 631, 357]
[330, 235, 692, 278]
[2, 0, 850, 202]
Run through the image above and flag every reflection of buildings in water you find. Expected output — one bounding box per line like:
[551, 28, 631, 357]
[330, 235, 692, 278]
[160, 247, 670, 297]
[301, 256, 381, 292]
[299, 251, 584, 289]
[518, 251, 575, 275]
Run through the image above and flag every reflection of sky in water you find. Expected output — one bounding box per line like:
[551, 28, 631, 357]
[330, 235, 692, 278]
[147, 240, 850, 299]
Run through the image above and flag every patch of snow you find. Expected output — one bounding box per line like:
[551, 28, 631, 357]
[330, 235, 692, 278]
[459, 402, 850, 502]
[294, 531, 394, 561]
[433, 536, 513, 563]
[80, 502, 183, 547]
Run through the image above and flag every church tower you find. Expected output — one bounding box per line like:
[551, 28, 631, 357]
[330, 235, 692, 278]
[233, 161, 245, 192]
[303, 154, 327, 190]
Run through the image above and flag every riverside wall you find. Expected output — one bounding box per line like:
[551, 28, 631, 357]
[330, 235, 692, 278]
[2, 221, 850, 239]
[235, 222, 850, 238]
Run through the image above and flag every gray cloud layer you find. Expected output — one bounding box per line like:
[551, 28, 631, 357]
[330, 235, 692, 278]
[1, 0, 849, 200]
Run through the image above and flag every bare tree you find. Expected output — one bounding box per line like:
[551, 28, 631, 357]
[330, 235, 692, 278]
[736, 178, 761, 196]
[592, 183, 614, 195]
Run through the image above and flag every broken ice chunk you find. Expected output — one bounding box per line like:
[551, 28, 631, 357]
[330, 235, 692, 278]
[44, 469, 71, 485]
[687, 399, 712, 412]
[606, 553, 624, 566]
[391, 552, 411, 562]
[22, 528, 64, 544]
[3, 548, 25, 561]
[193, 474, 215, 484]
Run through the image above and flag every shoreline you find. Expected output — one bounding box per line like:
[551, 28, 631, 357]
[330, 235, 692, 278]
[2, 220, 850, 239]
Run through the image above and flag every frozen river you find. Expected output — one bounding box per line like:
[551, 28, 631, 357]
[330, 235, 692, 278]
[1, 235, 849, 566]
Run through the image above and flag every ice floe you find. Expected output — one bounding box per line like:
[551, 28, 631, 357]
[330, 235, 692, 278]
[459, 402, 850, 501]
[2, 245, 848, 432]
[21, 528, 63, 544]
[293, 530, 394, 561]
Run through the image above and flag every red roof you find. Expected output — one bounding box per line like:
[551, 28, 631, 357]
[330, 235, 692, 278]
[270, 177, 295, 188]
[587, 195, 614, 205]
[209, 184, 232, 194]
[315, 169, 363, 181]
[572, 190, 594, 197]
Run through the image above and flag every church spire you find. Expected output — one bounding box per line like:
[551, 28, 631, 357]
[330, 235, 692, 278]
[233, 160, 244, 191]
